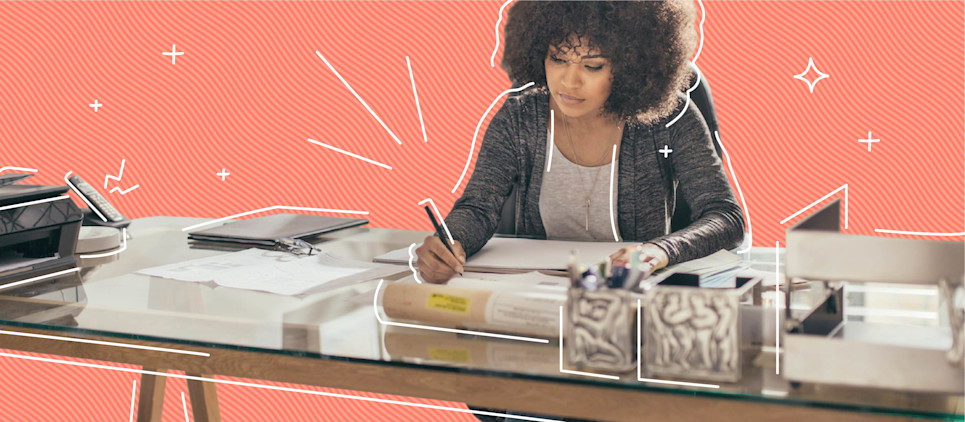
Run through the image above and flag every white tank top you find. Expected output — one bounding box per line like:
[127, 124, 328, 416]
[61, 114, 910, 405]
[539, 129, 621, 241]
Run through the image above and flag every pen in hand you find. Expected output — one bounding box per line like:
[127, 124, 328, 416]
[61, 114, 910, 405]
[424, 205, 463, 277]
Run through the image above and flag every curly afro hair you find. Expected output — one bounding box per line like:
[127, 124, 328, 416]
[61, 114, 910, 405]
[501, 0, 698, 123]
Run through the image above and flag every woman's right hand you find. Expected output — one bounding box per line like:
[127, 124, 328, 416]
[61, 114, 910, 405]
[415, 236, 466, 284]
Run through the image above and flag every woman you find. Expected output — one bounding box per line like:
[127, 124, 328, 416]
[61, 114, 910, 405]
[417, 0, 744, 285]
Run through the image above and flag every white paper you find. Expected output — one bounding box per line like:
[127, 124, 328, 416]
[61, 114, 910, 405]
[485, 290, 564, 335]
[375, 238, 638, 272]
[448, 271, 569, 291]
[138, 248, 404, 295]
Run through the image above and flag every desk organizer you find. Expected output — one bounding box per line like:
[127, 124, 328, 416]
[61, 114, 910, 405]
[783, 200, 965, 393]
[642, 272, 761, 382]
[565, 287, 636, 373]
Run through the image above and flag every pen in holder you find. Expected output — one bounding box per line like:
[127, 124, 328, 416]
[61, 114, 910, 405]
[564, 253, 638, 373]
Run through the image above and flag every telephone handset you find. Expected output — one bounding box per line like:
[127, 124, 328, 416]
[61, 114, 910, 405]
[66, 175, 131, 229]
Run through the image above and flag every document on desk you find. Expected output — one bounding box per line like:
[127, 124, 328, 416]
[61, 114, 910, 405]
[380, 272, 568, 338]
[374, 238, 639, 272]
[137, 248, 404, 295]
[647, 249, 749, 288]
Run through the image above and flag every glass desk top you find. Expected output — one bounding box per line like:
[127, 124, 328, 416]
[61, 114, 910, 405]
[0, 217, 960, 420]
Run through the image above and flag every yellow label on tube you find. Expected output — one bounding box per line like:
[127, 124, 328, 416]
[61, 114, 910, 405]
[428, 347, 471, 363]
[427, 293, 470, 314]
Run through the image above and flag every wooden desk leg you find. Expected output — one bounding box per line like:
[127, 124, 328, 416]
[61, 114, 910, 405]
[187, 374, 222, 422]
[137, 369, 167, 422]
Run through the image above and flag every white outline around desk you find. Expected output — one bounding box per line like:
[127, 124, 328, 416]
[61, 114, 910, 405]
[373, 280, 549, 344]
[558, 306, 620, 380]
[0, 195, 69, 212]
[0, 351, 562, 422]
[0, 267, 79, 292]
[634, 300, 721, 389]
[181, 391, 190, 422]
[0, 329, 210, 357]
[79, 228, 128, 259]
[128, 379, 137, 422]
[775, 243, 781, 375]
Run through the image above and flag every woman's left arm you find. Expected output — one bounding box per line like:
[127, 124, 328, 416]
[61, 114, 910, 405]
[648, 101, 745, 266]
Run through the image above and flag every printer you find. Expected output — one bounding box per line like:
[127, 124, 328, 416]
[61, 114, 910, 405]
[0, 177, 83, 288]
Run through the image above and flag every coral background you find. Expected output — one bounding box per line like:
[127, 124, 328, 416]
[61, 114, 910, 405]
[0, 1, 962, 420]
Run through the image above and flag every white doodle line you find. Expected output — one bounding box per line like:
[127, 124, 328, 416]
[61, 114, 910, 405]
[0, 327, 210, 357]
[181, 391, 190, 422]
[315, 51, 403, 145]
[78, 228, 128, 259]
[407, 243, 425, 284]
[608, 144, 619, 242]
[418, 198, 454, 245]
[665, 62, 702, 128]
[452, 82, 536, 193]
[692, 0, 706, 64]
[667, 0, 706, 128]
[162, 44, 184, 65]
[635, 299, 721, 389]
[874, 229, 965, 237]
[0, 268, 79, 293]
[775, 243, 780, 375]
[110, 185, 140, 195]
[104, 158, 127, 189]
[714, 131, 752, 253]
[558, 306, 620, 380]
[779, 184, 848, 230]
[64, 171, 108, 222]
[490, 0, 514, 67]
[545, 109, 555, 172]
[0, 351, 561, 422]
[374, 279, 549, 343]
[0, 195, 68, 213]
[792, 57, 829, 94]
[307, 139, 393, 170]
[181, 206, 369, 232]
[128, 379, 137, 422]
[406, 56, 428, 143]
[0, 166, 38, 174]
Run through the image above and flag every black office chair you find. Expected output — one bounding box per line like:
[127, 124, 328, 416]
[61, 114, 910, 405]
[669, 62, 721, 232]
[494, 62, 721, 235]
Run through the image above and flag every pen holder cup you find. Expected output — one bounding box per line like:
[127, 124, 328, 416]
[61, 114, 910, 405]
[641, 273, 761, 383]
[565, 288, 636, 373]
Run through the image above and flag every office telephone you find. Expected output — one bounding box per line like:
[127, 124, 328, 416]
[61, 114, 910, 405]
[66, 174, 131, 229]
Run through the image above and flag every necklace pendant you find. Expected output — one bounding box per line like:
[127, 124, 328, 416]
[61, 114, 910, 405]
[585, 199, 590, 231]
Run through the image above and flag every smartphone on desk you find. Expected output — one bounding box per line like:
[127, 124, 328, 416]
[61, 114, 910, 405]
[66, 174, 131, 229]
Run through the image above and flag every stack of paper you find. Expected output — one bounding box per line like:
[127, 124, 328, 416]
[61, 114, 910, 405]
[374, 238, 639, 273]
[138, 248, 404, 295]
[649, 250, 748, 288]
